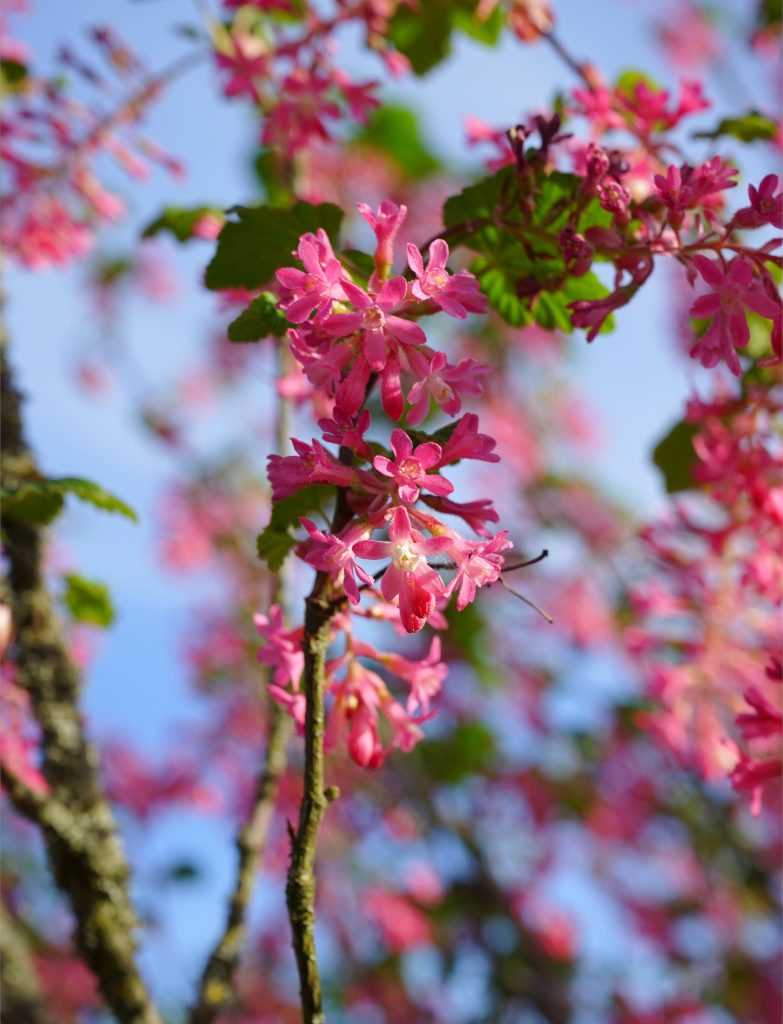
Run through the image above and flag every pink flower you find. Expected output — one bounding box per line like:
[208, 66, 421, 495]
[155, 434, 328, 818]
[275, 229, 348, 323]
[419, 495, 499, 536]
[323, 276, 425, 371]
[373, 429, 453, 504]
[317, 409, 373, 459]
[689, 255, 781, 376]
[405, 351, 490, 426]
[440, 413, 500, 465]
[263, 69, 341, 153]
[254, 605, 304, 690]
[363, 888, 432, 951]
[354, 507, 450, 633]
[192, 213, 224, 240]
[267, 438, 357, 500]
[357, 199, 407, 278]
[407, 239, 487, 318]
[369, 636, 448, 714]
[734, 174, 783, 230]
[297, 519, 373, 604]
[446, 531, 512, 610]
[214, 31, 268, 103]
[654, 158, 737, 224]
[736, 686, 782, 742]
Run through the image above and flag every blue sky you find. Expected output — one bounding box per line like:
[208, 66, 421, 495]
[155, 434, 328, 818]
[5, 0, 774, 1011]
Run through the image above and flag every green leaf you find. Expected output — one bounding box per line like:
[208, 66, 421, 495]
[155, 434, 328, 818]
[453, 5, 505, 44]
[142, 206, 221, 242]
[614, 68, 663, 100]
[205, 202, 343, 291]
[62, 574, 116, 628]
[1, 484, 64, 525]
[252, 148, 295, 207]
[227, 292, 289, 342]
[693, 111, 777, 144]
[652, 419, 698, 494]
[354, 104, 441, 180]
[339, 248, 376, 282]
[257, 484, 334, 571]
[475, 263, 529, 326]
[2, 477, 137, 526]
[416, 721, 496, 783]
[0, 58, 28, 91]
[443, 166, 513, 234]
[387, 0, 454, 75]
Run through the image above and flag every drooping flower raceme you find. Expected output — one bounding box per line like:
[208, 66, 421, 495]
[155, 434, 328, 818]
[256, 201, 511, 766]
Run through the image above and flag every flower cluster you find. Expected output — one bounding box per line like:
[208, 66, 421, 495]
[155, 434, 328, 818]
[0, 23, 183, 268]
[465, 85, 782, 376]
[213, 1, 413, 157]
[626, 386, 782, 813]
[257, 201, 512, 765]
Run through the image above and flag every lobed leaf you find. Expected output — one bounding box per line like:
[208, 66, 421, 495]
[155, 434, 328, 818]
[2, 477, 138, 526]
[256, 484, 335, 571]
[227, 292, 290, 342]
[205, 202, 343, 291]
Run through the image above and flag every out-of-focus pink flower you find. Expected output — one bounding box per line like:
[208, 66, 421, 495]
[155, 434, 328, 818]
[254, 605, 304, 689]
[734, 174, 783, 230]
[689, 255, 781, 375]
[363, 887, 432, 951]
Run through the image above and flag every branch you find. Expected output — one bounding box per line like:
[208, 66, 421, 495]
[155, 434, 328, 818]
[285, 448, 355, 1024]
[189, 341, 295, 1023]
[0, 902, 56, 1024]
[0, 290, 161, 1024]
[189, 703, 291, 1024]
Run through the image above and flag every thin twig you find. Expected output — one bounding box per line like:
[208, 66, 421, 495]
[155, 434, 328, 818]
[189, 345, 295, 1024]
[499, 578, 554, 624]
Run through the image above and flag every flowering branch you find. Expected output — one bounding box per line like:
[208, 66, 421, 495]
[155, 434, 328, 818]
[285, 449, 355, 1024]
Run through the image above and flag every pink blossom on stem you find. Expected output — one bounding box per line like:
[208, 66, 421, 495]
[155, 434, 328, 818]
[254, 605, 303, 689]
[275, 228, 348, 323]
[267, 437, 357, 500]
[446, 531, 512, 610]
[373, 429, 453, 504]
[689, 255, 781, 376]
[734, 174, 783, 230]
[323, 277, 425, 371]
[357, 199, 407, 278]
[439, 413, 500, 465]
[405, 351, 491, 426]
[354, 507, 450, 633]
[297, 518, 374, 604]
[406, 239, 487, 318]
